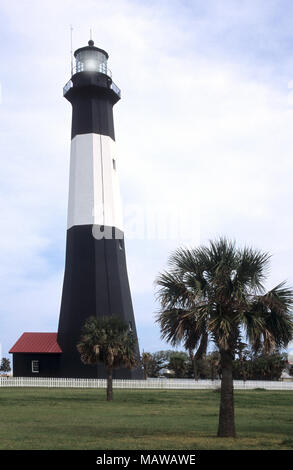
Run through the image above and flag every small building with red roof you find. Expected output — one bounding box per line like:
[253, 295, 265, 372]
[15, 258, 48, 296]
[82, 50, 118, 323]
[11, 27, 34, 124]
[9, 333, 62, 377]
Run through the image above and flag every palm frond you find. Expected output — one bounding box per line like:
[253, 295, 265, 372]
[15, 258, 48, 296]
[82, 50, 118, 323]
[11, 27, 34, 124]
[155, 271, 193, 308]
[77, 316, 138, 369]
[234, 247, 270, 293]
[245, 282, 293, 352]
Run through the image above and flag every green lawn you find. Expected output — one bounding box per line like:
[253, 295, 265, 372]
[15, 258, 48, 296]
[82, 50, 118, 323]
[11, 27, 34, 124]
[0, 388, 292, 450]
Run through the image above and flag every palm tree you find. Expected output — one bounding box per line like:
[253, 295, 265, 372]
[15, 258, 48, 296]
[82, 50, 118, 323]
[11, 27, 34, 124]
[156, 238, 293, 437]
[155, 306, 208, 380]
[141, 352, 152, 380]
[77, 316, 138, 401]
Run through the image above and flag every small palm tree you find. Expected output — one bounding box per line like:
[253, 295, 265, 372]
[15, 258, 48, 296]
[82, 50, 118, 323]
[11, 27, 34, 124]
[141, 352, 152, 380]
[156, 238, 293, 437]
[77, 316, 138, 401]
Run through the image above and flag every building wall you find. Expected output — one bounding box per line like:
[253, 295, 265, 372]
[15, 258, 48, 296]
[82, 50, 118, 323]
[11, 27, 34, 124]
[12, 354, 61, 377]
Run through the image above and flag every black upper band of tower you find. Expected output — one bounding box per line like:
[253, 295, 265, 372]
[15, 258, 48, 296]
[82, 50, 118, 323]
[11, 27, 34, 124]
[64, 72, 120, 141]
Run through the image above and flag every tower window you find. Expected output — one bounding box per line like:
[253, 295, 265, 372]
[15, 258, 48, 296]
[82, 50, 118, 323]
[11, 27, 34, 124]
[118, 239, 123, 250]
[32, 360, 39, 373]
[112, 159, 116, 170]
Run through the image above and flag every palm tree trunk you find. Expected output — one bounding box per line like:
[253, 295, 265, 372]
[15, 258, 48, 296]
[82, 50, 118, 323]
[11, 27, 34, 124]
[193, 359, 198, 381]
[192, 332, 208, 381]
[188, 349, 198, 381]
[217, 349, 236, 437]
[211, 362, 215, 381]
[143, 367, 147, 380]
[107, 366, 113, 401]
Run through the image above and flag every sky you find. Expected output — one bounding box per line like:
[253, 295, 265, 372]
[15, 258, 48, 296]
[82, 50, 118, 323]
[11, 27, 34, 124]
[1, 0, 293, 359]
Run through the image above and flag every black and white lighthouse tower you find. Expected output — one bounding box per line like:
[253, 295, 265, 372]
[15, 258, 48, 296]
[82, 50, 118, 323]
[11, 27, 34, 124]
[9, 40, 143, 378]
[57, 40, 142, 378]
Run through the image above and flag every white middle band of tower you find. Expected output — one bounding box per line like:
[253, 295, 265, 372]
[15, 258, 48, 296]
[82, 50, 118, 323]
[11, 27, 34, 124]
[67, 133, 123, 231]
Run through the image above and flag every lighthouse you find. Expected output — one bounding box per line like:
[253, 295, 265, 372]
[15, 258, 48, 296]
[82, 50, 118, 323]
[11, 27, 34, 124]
[10, 40, 143, 378]
[56, 40, 143, 378]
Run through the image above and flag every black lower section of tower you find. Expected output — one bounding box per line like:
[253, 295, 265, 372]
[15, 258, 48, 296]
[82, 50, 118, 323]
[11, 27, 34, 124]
[57, 225, 142, 379]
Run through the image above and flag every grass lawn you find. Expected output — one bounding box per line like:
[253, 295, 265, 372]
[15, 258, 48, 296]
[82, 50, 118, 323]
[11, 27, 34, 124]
[0, 388, 292, 450]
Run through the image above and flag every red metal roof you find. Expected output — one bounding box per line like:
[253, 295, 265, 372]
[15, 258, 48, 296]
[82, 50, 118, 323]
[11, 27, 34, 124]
[9, 333, 62, 354]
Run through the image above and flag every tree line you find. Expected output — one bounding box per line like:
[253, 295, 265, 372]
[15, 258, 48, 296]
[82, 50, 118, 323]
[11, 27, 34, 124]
[0, 358, 11, 374]
[141, 348, 288, 381]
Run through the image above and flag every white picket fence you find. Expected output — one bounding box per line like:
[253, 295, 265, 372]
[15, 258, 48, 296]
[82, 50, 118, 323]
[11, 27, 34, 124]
[0, 376, 293, 390]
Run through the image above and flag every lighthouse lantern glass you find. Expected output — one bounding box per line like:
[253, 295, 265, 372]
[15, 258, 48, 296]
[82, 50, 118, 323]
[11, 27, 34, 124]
[76, 50, 108, 74]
